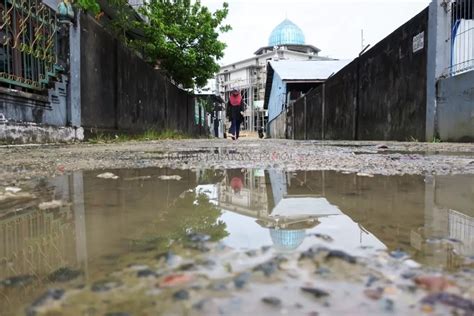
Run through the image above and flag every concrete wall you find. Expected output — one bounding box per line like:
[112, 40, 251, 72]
[324, 62, 358, 140]
[0, 77, 69, 127]
[274, 8, 429, 141]
[0, 76, 82, 143]
[80, 15, 201, 136]
[437, 70, 474, 142]
[358, 9, 428, 141]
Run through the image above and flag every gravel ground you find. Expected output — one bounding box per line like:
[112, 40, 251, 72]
[1, 139, 474, 185]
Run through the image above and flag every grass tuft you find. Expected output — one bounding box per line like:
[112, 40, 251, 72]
[88, 129, 190, 144]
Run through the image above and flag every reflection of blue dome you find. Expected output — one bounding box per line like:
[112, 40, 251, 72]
[268, 19, 306, 46]
[270, 229, 305, 251]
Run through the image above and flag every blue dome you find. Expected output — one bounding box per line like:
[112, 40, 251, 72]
[269, 229, 306, 251]
[268, 19, 305, 47]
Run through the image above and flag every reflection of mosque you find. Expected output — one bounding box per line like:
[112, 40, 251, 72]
[218, 169, 474, 261]
[218, 169, 344, 251]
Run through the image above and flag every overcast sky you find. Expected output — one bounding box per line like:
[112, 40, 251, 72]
[201, 0, 431, 66]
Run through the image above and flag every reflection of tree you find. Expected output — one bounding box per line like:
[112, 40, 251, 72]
[129, 190, 228, 252]
[198, 169, 225, 185]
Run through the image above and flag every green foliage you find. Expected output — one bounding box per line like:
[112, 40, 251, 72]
[129, 190, 228, 252]
[76, 0, 230, 89]
[76, 0, 101, 15]
[105, 0, 140, 41]
[137, 0, 230, 88]
[198, 96, 215, 113]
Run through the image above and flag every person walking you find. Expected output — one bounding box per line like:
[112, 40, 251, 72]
[226, 89, 246, 140]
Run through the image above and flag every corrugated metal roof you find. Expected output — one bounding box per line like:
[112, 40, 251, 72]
[269, 60, 352, 81]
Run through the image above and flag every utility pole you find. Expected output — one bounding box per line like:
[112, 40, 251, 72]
[361, 29, 365, 51]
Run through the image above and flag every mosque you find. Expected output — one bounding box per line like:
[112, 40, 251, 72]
[215, 19, 334, 134]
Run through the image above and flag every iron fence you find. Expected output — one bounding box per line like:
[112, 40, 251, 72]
[447, 0, 474, 76]
[448, 209, 474, 257]
[0, 0, 62, 91]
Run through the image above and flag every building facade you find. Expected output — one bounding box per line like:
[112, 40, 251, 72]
[216, 19, 333, 133]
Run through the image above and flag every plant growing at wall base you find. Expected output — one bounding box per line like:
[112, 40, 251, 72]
[137, 0, 231, 88]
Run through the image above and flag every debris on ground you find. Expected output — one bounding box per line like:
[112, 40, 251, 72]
[97, 172, 119, 179]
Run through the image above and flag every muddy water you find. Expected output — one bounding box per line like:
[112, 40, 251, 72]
[0, 168, 473, 314]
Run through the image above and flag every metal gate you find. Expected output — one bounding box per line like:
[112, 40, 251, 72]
[447, 0, 474, 76]
[0, 0, 63, 91]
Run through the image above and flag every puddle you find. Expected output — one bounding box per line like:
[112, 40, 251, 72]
[354, 150, 474, 158]
[0, 168, 473, 314]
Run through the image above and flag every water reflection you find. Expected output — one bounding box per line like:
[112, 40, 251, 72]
[216, 169, 381, 253]
[0, 168, 473, 313]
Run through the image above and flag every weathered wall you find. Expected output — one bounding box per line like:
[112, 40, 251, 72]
[293, 98, 305, 140]
[324, 62, 358, 140]
[268, 110, 286, 139]
[357, 9, 428, 141]
[80, 15, 200, 136]
[279, 8, 429, 141]
[305, 86, 324, 140]
[0, 76, 81, 143]
[0, 77, 69, 127]
[437, 70, 474, 142]
[0, 124, 83, 144]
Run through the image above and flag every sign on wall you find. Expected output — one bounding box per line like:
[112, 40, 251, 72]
[413, 32, 425, 53]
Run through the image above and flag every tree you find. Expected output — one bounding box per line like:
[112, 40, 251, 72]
[137, 0, 230, 88]
[129, 190, 228, 252]
[75, 0, 229, 88]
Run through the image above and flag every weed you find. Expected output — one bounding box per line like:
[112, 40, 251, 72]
[88, 129, 191, 144]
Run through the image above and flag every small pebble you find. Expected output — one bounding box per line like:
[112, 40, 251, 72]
[137, 269, 156, 278]
[389, 250, 408, 259]
[246, 250, 258, 257]
[262, 296, 282, 307]
[26, 289, 65, 316]
[173, 289, 190, 301]
[365, 275, 378, 287]
[383, 298, 395, 312]
[48, 267, 82, 283]
[0, 275, 34, 287]
[91, 280, 120, 292]
[187, 232, 211, 243]
[301, 287, 330, 298]
[97, 172, 119, 179]
[233, 272, 251, 289]
[364, 288, 383, 300]
[326, 250, 357, 264]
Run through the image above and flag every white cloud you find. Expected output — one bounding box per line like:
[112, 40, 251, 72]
[201, 0, 431, 65]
